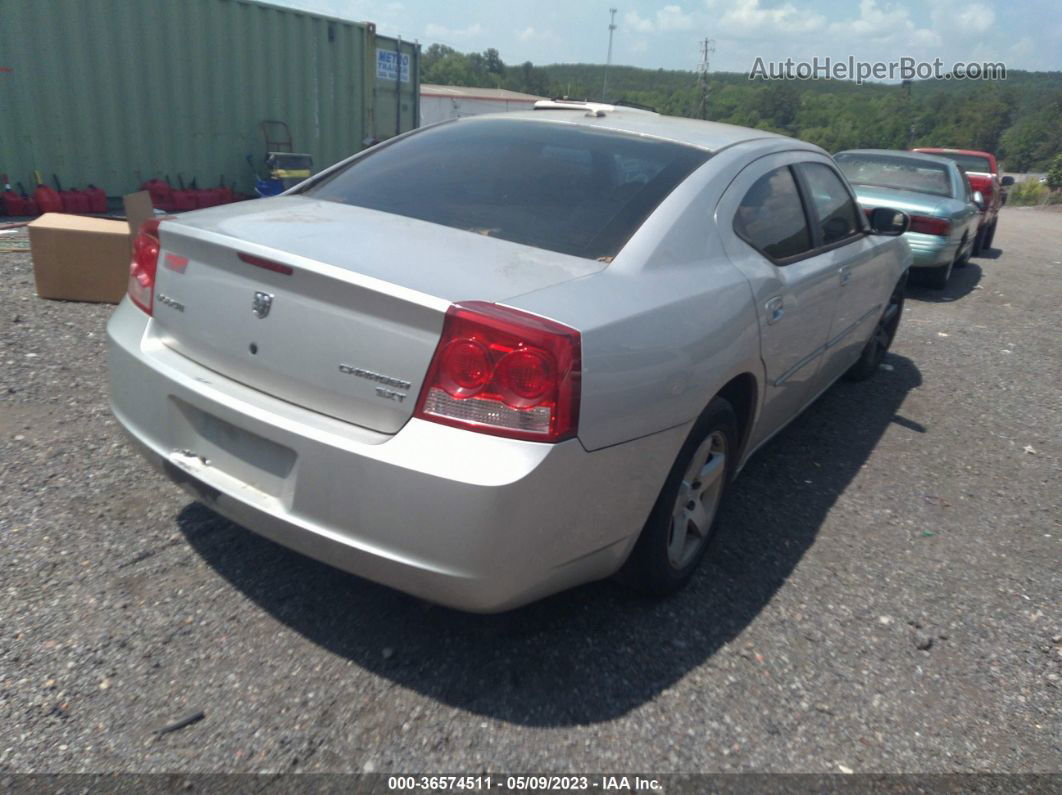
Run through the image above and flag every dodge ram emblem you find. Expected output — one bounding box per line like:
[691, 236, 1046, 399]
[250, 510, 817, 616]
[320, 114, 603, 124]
[252, 291, 274, 319]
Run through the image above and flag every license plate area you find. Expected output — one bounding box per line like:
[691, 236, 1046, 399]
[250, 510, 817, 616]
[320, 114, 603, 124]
[169, 397, 296, 500]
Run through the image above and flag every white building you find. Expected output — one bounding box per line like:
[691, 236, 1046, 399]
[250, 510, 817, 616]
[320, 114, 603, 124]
[419, 84, 546, 126]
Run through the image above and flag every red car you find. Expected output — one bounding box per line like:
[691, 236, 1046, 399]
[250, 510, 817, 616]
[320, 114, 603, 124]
[912, 148, 1014, 254]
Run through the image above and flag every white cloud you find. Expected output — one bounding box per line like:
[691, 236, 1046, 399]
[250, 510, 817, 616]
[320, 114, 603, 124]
[624, 5, 694, 34]
[424, 22, 483, 40]
[514, 25, 560, 45]
[630, 38, 650, 53]
[716, 0, 826, 36]
[1008, 36, 1035, 59]
[958, 3, 994, 32]
[657, 5, 694, 31]
[625, 10, 656, 33]
[827, 0, 939, 46]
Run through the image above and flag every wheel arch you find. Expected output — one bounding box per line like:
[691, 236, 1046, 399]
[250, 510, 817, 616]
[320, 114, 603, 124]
[714, 371, 759, 464]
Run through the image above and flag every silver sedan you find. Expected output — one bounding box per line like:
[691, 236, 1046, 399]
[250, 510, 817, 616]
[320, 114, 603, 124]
[108, 101, 912, 611]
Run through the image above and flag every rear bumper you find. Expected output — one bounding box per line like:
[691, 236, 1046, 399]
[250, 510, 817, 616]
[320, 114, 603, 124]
[904, 231, 959, 269]
[107, 299, 684, 612]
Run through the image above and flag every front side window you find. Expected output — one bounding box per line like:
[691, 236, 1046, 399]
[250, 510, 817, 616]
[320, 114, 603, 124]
[798, 162, 863, 245]
[733, 166, 812, 261]
[305, 119, 710, 261]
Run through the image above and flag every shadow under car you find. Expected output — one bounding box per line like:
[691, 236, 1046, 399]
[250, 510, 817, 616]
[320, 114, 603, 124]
[177, 354, 923, 727]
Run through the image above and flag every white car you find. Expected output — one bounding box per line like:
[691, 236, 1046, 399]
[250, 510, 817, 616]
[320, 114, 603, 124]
[108, 101, 911, 611]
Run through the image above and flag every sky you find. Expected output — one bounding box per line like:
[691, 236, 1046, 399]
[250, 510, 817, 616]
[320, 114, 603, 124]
[275, 0, 1061, 77]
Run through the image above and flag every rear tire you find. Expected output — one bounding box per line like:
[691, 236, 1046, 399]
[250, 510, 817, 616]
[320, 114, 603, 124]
[924, 258, 952, 290]
[972, 225, 985, 257]
[618, 397, 738, 596]
[954, 234, 971, 268]
[844, 275, 906, 382]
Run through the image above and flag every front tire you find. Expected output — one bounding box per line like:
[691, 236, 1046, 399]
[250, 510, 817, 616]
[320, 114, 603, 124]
[983, 219, 997, 250]
[618, 397, 738, 595]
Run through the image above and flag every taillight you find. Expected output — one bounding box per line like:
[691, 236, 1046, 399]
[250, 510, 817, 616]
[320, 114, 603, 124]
[414, 302, 581, 443]
[909, 215, 951, 236]
[128, 218, 164, 314]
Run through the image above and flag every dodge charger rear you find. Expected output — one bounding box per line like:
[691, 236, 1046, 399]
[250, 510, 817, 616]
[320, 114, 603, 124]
[108, 107, 909, 611]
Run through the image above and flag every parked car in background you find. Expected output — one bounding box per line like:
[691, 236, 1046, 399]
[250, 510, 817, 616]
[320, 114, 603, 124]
[835, 149, 982, 289]
[912, 148, 1014, 253]
[109, 105, 911, 611]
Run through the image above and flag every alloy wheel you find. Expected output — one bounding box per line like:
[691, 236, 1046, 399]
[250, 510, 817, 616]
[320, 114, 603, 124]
[667, 430, 728, 569]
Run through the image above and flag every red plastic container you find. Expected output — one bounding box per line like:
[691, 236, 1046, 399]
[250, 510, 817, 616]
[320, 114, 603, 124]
[14, 183, 38, 216]
[142, 178, 175, 211]
[194, 187, 220, 208]
[53, 175, 88, 214]
[213, 176, 235, 205]
[172, 176, 198, 211]
[34, 183, 63, 214]
[59, 189, 84, 213]
[171, 188, 198, 211]
[84, 185, 108, 213]
[2, 189, 23, 215]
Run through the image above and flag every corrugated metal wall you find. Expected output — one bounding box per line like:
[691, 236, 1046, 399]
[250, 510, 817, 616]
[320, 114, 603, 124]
[0, 0, 419, 199]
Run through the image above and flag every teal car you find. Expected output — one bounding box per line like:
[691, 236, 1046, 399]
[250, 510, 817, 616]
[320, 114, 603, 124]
[835, 150, 983, 289]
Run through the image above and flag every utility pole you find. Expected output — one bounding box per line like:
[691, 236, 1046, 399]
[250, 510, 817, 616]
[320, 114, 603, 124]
[602, 8, 617, 100]
[697, 38, 715, 120]
[902, 79, 914, 147]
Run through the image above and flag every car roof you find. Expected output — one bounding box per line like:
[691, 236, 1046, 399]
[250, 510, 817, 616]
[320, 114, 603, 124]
[837, 149, 962, 168]
[452, 104, 813, 155]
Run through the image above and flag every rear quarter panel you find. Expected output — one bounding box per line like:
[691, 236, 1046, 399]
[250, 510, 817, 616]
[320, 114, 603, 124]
[508, 148, 768, 454]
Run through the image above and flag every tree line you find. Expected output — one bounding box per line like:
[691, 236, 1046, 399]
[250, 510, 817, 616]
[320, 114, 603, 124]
[421, 45, 1062, 172]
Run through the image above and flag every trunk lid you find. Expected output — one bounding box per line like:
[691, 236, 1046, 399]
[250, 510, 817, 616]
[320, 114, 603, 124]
[851, 185, 961, 217]
[151, 196, 603, 433]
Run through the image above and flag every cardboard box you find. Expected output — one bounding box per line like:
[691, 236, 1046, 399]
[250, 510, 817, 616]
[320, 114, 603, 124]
[28, 192, 157, 304]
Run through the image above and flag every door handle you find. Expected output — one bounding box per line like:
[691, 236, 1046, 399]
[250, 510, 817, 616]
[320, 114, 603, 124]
[765, 296, 784, 325]
[839, 265, 852, 287]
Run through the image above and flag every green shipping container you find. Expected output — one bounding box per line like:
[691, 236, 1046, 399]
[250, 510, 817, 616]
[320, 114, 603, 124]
[0, 0, 419, 200]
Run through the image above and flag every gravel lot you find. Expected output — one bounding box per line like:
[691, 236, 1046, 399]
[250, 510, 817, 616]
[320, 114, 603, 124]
[0, 207, 1059, 775]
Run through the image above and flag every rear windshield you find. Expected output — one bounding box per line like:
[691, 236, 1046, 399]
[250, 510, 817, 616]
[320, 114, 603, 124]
[304, 118, 710, 261]
[924, 152, 992, 173]
[835, 153, 953, 198]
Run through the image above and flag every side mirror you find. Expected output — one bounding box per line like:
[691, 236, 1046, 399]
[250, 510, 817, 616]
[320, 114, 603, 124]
[972, 190, 985, 210]
[1000, 176, 1015, 187]
[868, 207, 909, 236]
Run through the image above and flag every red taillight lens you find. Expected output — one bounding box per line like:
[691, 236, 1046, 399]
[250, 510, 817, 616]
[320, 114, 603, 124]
[495, 349, 553, 406]
[439, 339, 493, 395]
[414, 301, 581, 442]
[128, 218, 164, 314]
[909, 215, 951, 236]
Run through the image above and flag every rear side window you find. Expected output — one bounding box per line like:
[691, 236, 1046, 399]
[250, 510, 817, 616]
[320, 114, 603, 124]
[797, 162, 863, 245]
[931, 152, 992, 173]
[733, 167, 812, 261]
[835, 153, 953, 198]
[305, 119, 710, 261]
